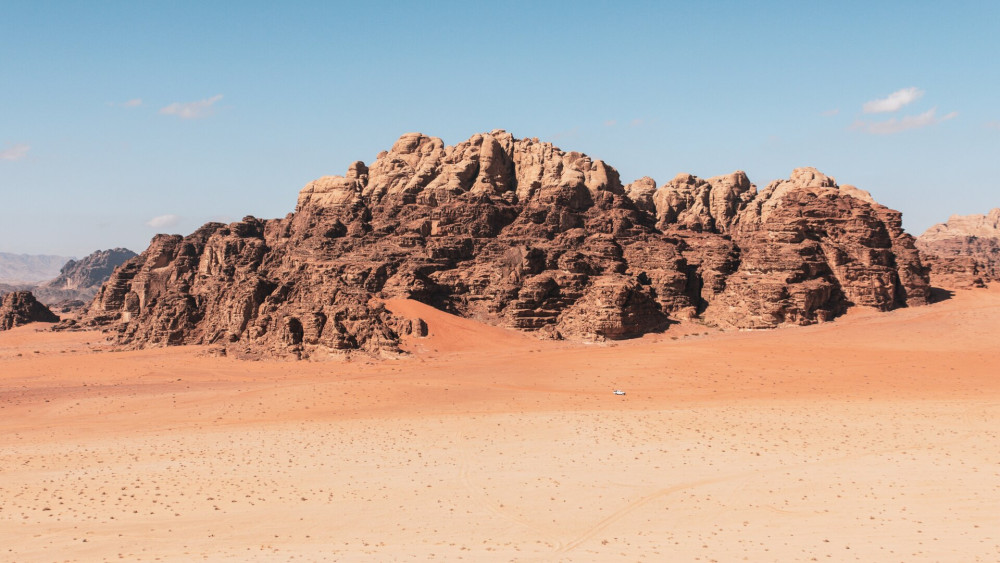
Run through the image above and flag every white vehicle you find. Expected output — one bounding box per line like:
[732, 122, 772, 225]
[613, 389, 626, 396]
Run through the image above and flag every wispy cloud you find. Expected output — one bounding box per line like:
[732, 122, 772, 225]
[629, 118, 644, 127]
[146, 214, 181, 229]
[986, 121, 1000, 131]
[863, 87, 924, 114]
[603, 119, 617, 127]
[107, 98, 143, 108]
[853, 107, 957, 135]
[550, 127, 581, 142]
[821, 108, 840, 117]
[159, 94, 223, 119]
[0, 143, 30, 161]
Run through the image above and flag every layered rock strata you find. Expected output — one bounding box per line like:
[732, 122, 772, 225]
[916, 209, 1000, 288]
[80, 130, 930, 358]
[0, 291, 60, 330]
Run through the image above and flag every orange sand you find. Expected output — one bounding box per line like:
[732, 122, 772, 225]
[2, 289, 999, 561]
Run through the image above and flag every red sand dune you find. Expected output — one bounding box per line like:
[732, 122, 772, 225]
[2, 289, 999, 561]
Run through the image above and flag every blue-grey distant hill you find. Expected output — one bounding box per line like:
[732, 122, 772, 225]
[33, 248, 137, 305]
[0, 252, 74, 284]
[0, 248, 136, 309]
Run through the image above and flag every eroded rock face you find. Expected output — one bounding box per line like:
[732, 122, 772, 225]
[706, 169, 931, 327]
[0, 291, 59, 330]
[916, 209, 1000, 288]
[79, 130, 930, 358]
[652, 171, 754, 233]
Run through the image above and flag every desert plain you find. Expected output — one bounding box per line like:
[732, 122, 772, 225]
[1, 289, 999, 562]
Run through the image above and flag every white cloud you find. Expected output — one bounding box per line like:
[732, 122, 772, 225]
[146, 214, 181, 229]
[0, 143, 30, 161]
[863, 87, 924, 114]
[107, 98, 143, 108]
[821, 108, 840, 117]
[159, 94, 223, 119]
[854, 107, 957, 135]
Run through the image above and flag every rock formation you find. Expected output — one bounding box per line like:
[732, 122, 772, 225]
[78, 130, 930, 358]
[0, 291, 60, 330]
[32, 248, 137, 305]
[705, 169, 930, 327]
[916, 209, 1000, 288]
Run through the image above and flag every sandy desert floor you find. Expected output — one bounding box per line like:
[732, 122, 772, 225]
[2, 289, 999, 562]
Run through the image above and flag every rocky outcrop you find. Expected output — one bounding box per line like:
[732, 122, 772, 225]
[917, 209, 1000, 288]
[78, 130, 930, 358]
[33, 248, 137, 305]
[705, 168, 931, 327]
[0, 291, 59, 330]
[652, 171, 754, 233]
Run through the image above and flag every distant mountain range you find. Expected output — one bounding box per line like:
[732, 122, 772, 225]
[0, 252, 74, 284]
[0, 248, 136, 307]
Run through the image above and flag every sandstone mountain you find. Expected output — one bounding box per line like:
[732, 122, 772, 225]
[0, 252, 73, 284]
[916, 209, 1000, 288]
[78, 130, 930, 358]
[0, 291, 60, 331]
[32, 248, 137, 305]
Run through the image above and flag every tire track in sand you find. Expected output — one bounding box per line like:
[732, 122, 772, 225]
[556, 435, 978, 554]
[456, 451, 565, 550]
[556, 474, 734, 553]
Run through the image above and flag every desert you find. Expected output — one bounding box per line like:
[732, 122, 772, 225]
[2, 126, 998, 563]
[2, 128, 998, 563]
[3, 286, 999, 561]
[4, 4, 1000, 561]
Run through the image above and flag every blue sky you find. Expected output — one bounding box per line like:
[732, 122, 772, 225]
[2, 1, 998, 256]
